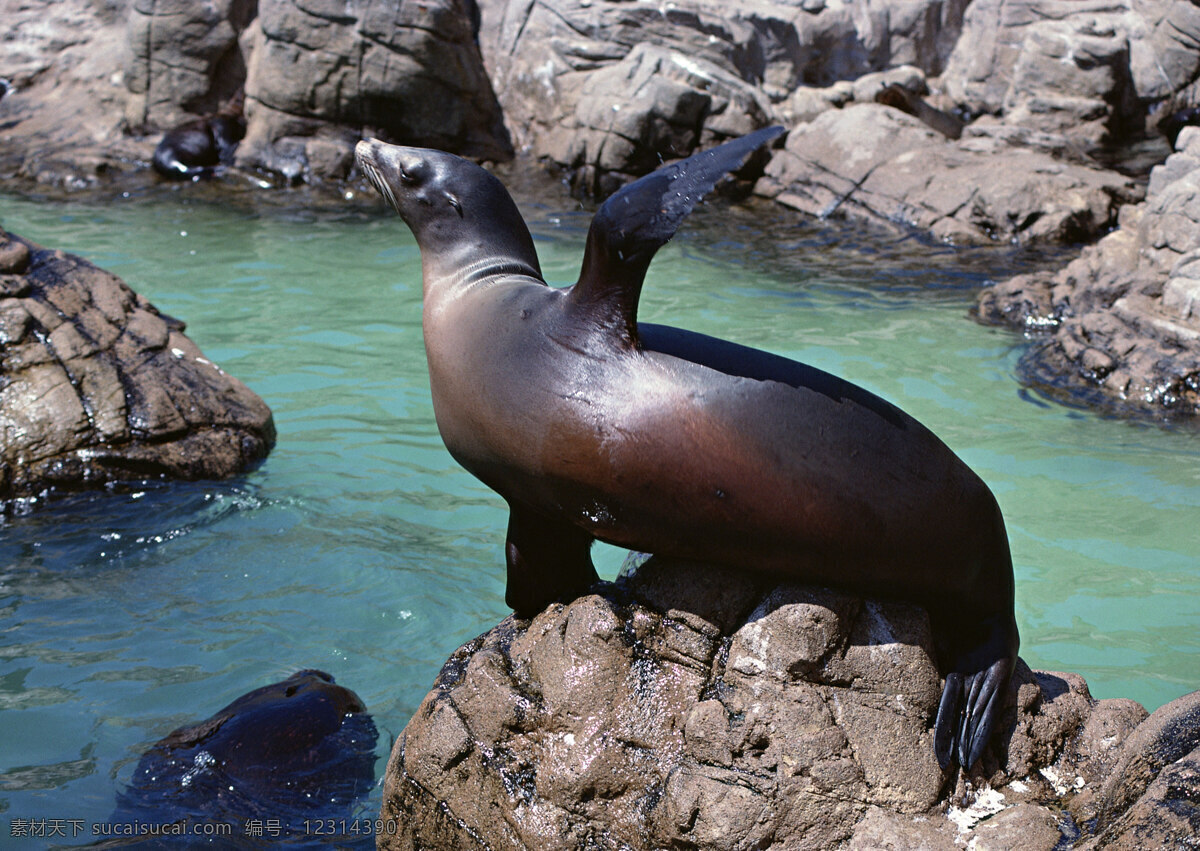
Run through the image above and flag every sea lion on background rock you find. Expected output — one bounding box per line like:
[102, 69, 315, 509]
[355, 128, 1020, 771]
[151, 93, 245, 180]
[112, 670, 377, 835]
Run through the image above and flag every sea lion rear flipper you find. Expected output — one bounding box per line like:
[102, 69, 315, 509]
[934, 615, 1018, 769]
[569, 126, 785, 344]
[504, 503, 599, 618]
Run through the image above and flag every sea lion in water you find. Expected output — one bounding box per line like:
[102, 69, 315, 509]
[112, 670, 377, 837]
[151, 93, 245, 180]
[355, 128, 1019, 770]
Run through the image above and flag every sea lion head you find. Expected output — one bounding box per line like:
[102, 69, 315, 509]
[355, 138, 540, 279]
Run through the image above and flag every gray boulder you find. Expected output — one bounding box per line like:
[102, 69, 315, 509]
[478, 0, 970, 193]
[978, 126, 1200, 416]
[940, 0, 1200, 152]
[755, 104, 1142, 245]
[0, 0, 510, 189]
[380, 557, 1199, 849]
[0, 0, 146, 188]
[0, 227, 275, 508]
[238, 0, 511, 183]
[124, 0, 255, 131]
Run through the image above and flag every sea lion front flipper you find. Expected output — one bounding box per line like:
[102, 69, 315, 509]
[569, 126, 785, 343]
[504, 502, 599, 618]
[934, 615, 1018, 769]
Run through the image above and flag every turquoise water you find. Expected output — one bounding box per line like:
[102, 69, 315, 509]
[1, 189, 1198, 840]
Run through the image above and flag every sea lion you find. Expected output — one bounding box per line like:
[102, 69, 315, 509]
[112, 670, 377, 836]
[355, 129, 1020, 770]
[151, 93, 245, 180]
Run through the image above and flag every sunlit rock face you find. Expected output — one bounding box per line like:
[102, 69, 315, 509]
[380, 557, 1199, 850]
[755, 102, 1144, 246]
[476, 0, 972, 196]
[940, 0, 1200, 154]
[237, 0, 512, 183]
[0, 227, 275, 510]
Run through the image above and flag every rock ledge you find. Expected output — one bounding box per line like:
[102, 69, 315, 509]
[381, 558, 1200, 850]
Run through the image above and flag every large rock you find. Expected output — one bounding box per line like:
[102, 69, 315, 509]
[0, 227, 275, 509]
[977, 126, 1200, 416]
[940, 0, 1200, 152]
[123, 0, 256, 131]
[478, 0, 971, 193]
[380, 557, 1199, 849]
[755, 103, 1143, 245]
[237, 0, 511, 183]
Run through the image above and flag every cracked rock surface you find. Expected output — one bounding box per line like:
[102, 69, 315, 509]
[0, 227, 274, 508]
[380, 558, 1199, 850]
[237, 0, 511, 182]
[754, 103, 1144, 246]
[477, 0, 970, 196]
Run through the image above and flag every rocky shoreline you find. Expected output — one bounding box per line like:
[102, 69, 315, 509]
[2, 2, 1198, 847]
[979, 126, 1200, 416]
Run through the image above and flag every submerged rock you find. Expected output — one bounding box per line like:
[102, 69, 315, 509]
[380, 558, 1199, 849]
[977, 127, 1200, 416]
[0, 227, 275, 510]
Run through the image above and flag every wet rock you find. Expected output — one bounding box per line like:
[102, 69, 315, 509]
[237, 0, 511, 183]
[478, 0, 970, 193]
[0, 227, 275, 510]
[379, 557, 1200, 849]
[755, 104, 1142, 245]
[977, 127, 1200, 416]
[940, 0, 1200, 153]
[1094, 689, 1200, 825]
[113, 670, 377, 841]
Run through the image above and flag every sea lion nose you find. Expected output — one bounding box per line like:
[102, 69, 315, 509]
[353, 139, 379, 170]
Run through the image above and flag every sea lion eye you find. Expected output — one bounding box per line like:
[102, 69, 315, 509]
[399, 167, 415, 185]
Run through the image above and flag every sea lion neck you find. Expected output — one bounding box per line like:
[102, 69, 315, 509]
[354, 138, 544, 295]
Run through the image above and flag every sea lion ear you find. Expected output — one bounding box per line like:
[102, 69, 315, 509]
[569, 126, 785, 346]
[445, 193, 463, 217]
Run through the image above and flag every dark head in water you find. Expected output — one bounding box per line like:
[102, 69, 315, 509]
[112, 670, 377, 839]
